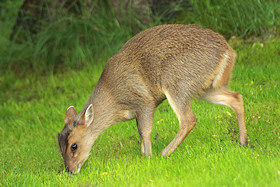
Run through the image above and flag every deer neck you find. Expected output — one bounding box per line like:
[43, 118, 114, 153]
[85, 83, 118, 143]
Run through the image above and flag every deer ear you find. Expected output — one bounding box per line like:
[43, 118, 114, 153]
[64, 106, 77, 124]
[84, 104, 94, 127]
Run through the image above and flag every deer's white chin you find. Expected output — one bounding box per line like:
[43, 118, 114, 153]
[72, 163, 81, 174]
[76, 165, 81, 174]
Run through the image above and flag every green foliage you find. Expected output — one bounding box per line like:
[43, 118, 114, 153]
[0, 36, 280, 186]
[0, 1, 134, 72]
[1, 0, 280, 72]
[177, 0, 280, 39]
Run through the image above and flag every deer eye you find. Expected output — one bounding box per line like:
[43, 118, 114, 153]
[71, 143, 78, 152]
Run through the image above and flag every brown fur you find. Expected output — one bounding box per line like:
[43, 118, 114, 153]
[58, 24, 247, 174]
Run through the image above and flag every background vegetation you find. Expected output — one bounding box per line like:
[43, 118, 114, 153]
[0, 0, 280, 186]
[0, 0, 279, 73]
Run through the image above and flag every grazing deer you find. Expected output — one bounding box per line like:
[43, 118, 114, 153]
[58, 24, 247, 174]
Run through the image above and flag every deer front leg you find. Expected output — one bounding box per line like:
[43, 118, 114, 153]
[138, 133, 145, 155]
[136, 108, 155, 157]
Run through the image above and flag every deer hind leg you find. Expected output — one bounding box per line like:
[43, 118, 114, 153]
[136, 107, 155, 156]
[161, 90, 197, 157]
[203, 87, 248, 146]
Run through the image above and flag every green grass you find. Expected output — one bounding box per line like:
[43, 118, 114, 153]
[1, 36, 280, 186]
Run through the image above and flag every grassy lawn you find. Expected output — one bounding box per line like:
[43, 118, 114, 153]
[0, 37, 279, 186]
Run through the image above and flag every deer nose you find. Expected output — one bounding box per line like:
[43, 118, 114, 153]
[66, 169, 74, 174]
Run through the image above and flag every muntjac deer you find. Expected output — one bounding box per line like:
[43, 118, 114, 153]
[58, 24, 248, 174]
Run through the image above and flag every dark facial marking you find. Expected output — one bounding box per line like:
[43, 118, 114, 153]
[57, 120, 82, 158]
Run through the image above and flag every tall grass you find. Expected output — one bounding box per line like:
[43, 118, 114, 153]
[177, 0, 280, 39]
[0, 0, 279, 73]
[0, 1, 136, 73]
